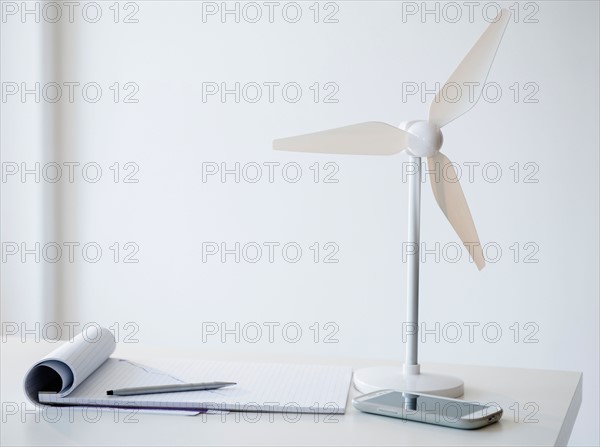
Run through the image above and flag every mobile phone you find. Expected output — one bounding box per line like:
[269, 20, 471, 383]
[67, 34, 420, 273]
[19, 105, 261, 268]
[353, 389, 503, 430]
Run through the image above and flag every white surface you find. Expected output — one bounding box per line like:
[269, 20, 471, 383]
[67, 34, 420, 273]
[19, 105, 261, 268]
[1, 2, 598, 445]
[1, 338, 582, 446]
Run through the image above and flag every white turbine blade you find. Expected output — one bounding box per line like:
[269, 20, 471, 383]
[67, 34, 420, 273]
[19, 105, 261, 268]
[273, 122, 408, 155]
[429, 9, 511, 128]
[427, 152, 485, 270]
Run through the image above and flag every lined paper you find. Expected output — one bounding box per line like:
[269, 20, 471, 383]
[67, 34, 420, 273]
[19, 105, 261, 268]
[24, 326, 115, 403]
[25, 327, 352, 414]
[39, 358, 352, 414]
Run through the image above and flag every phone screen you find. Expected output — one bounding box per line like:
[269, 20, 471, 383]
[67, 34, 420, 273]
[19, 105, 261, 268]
[366, 391, 491, 418]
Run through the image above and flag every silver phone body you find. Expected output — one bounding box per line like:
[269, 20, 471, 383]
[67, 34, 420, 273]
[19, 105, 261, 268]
[353, 389, 503, 430]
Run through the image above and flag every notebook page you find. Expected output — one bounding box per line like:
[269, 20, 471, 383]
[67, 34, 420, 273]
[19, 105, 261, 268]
[146, 359, 352, 413]
[24, 326, 116, 403]
[40, 358, 352, 414]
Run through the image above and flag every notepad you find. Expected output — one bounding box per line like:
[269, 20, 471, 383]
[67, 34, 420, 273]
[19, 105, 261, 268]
[24, 326, 352, 414]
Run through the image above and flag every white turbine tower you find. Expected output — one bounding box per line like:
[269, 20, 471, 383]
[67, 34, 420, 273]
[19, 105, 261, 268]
[273, 10, 511, 397]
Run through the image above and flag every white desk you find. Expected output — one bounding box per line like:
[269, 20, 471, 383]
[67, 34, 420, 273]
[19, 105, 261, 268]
[1, 337, 581, 446]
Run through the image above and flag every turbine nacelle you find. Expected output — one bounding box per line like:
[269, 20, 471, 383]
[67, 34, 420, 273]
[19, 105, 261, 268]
[399, 120, 443, 158]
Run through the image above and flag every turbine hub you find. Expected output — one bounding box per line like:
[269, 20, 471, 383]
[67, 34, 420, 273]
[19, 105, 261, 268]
[399, 120, 443, 158]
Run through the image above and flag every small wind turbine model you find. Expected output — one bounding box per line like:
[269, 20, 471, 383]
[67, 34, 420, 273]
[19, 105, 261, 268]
[273, 10, 511, 397]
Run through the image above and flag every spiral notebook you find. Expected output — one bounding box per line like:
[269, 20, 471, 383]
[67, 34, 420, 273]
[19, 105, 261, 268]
[24, 327, 352, 414]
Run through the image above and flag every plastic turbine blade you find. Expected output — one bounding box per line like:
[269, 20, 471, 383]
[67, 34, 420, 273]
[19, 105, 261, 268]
[429, 9, 511, 128]
[273, 122, 409, 155]
[428, 152, 485, 270]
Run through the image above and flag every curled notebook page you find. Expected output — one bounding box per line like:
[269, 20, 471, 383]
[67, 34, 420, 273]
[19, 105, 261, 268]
[24, 325, 116, 404]
[23, 325, 352, 413]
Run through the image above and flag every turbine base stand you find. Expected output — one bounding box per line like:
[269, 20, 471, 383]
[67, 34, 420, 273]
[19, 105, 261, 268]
[353, 365, 464, 398]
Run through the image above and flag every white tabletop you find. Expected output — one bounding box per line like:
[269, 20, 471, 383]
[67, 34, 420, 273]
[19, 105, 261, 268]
[1, 337, 581, 446]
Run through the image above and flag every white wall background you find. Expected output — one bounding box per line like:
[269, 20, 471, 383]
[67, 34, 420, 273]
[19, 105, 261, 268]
[2, 1, 598, 445]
